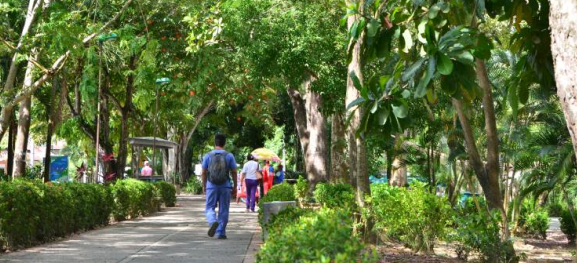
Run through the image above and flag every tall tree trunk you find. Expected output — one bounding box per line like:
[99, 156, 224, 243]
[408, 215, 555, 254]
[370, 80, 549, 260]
[7, 117, 16, 177]
[13, 54, 37, 178]
[114, 55, 137, 180]
[453, 98, 509, 239]
[346, 0, 369, 204]
[177, 101, 213, 183]
[286, 73, 329, 190]
[303, 72, 328, 186]
[549, 1, 577, 163]
[330, 112, 349, 184]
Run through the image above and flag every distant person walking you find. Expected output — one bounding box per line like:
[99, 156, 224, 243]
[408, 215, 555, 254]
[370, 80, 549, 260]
[202, 134, 238, 239]
[141, 161, 153, 176]
[240, 154, 260, 213]
[274, 164, 284, 185]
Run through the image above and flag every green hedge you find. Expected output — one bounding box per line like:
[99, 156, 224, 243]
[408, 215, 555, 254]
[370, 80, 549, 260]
[0, 179, 177, 251]
[258, 183, 296, 227]
[153, 181, 177, 207]
[257, 208, 377, 263]
[0, 180, 113, 251]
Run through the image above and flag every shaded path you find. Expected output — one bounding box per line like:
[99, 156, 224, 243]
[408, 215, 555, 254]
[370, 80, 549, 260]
[0, 195, 259, 263]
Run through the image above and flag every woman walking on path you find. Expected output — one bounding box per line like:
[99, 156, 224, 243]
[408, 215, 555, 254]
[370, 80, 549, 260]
[241, 154, 260, 212]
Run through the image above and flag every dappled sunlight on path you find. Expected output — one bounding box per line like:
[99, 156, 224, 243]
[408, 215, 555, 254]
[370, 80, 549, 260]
[0, 195, 259, 263]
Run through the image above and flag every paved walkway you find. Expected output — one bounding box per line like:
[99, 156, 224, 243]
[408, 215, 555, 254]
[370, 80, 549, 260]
[0, 195, 259, 263]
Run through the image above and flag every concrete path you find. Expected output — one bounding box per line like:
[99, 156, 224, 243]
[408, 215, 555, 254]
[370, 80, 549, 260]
[0, 195, 259, 263]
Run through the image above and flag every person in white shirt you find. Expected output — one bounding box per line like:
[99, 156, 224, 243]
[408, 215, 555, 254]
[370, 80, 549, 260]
[241, 154, 260, 212]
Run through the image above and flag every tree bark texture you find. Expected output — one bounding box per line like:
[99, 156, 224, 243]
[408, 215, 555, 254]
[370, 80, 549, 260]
[177, 101, 213, 183]
[13, 54, 38, 178]
[286, 72, 329, 189]
[391, 157, 407, 187]
[549, 0, 577, 162]
[330, 112, 349, 184]
[346, 3, 370, 204]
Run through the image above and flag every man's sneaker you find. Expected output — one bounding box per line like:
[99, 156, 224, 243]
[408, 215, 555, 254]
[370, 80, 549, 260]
[217, 235, 227, 239]
[208, 222, 219, 237]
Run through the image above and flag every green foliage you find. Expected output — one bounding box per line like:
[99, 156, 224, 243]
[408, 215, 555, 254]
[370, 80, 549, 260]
[25, 165, 44, 180]
[256, 208, 377, 263]
[560, 209, 576, 244]
[547, 201, 565, 217]
[524, 209, 549, 239]
[370, 183, 451, 253]
[293, 175, 308, 201]
[258, 183, 296, 226]
[110, 179, 156, 221]
[313, 183, 355, 209]
[0, 180, 112, 251]
[264, 206, 313, 237]
[183, 176, 203, 195]
[153, 181, 177, 207]
[451, 209, 517, 262]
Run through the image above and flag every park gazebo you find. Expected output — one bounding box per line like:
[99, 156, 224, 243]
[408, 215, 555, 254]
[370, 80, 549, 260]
[128, 137, 179, 182]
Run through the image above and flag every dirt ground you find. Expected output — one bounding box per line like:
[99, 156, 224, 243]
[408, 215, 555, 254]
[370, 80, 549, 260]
[378, 226, 574, 263]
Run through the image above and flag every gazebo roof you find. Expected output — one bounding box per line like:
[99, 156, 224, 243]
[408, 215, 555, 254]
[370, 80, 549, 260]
[128, 137, 178, 149]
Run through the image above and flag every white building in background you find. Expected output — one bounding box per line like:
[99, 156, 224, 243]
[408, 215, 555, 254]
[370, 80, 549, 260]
[0, 139, 67, 172]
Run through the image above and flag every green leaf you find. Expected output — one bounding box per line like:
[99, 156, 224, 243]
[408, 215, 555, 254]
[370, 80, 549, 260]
[350, 71, 362, 90]
[452, 50, 475, 65]
[413, 0, 426, 6]
[518, 85, 529, 104]
[441, 76, 457, 95]
[370, 101, 379, 113]
[378, 107, 390, 125]
[402, 58, 426, 82]
[392, 103, 408, 118]
[508, 85, 519, 118]
[401, 29, 413, 53]
[437, 53, 454, 75]
[401, 89, 411, 98]
[415, 57, 436, 98]
[417, 20, 428, 44]
[346, 97, 366, 111]
[473, 34, 493, 60]
[428, 4, 440, 19]
[367, 19, 380, 38]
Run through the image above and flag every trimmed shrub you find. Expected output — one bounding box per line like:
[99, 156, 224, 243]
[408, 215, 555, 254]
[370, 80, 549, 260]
[183, 176, 202, 195]
[110, 178, 156, 221]
[154, 181, 177, 207]
[0, 180, 112, 251]
[560, 209, 576, 244]
[313, 183, 355, 209]
[265, 206, 313, 237]
[0, 178, 174, 252]
[370, 183, 452, 253]
[258, 183, 296, 227]
[256, 208, 377, 263]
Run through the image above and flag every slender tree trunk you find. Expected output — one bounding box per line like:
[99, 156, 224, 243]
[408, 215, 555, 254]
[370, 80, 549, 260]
[549, 1, 577, 163]
[330, 112, 349, 184]
[13, 54, 37, 178]
[7, 117, 16, 177]
[114, 55, 137, 180]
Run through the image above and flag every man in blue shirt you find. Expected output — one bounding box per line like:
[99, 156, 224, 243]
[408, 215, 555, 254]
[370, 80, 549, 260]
[202, 134, 238, 239]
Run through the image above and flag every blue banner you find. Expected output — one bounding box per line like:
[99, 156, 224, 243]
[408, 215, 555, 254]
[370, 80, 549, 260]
[50, 156, 69, 182]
